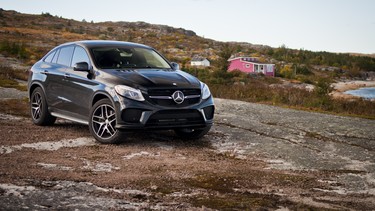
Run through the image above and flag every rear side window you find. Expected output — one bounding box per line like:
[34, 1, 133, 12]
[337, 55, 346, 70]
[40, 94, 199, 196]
[44, 50, 56, 63]
[57, 46, 74, 67]
[52, 49, 60, 64]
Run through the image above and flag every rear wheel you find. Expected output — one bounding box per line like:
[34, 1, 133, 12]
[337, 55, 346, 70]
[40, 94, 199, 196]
[30, 87, 56, 126]
[89, 99, 123, 144]
[174, 126, 211, 140]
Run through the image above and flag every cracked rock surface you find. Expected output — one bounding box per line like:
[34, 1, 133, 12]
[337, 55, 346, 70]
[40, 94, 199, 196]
[1, 98, 374, 210]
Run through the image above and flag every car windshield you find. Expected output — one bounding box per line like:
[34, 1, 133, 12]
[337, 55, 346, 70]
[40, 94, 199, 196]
[91, 47, 171, 69]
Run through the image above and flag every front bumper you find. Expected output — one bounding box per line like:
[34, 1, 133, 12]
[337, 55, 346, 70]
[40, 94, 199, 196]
[114, 96, 215, 130]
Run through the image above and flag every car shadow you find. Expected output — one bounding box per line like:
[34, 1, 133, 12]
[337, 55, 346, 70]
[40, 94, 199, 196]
[121, 130, 213, 149]
[49, 121, 91, 136]
[50, 121, 213, 149]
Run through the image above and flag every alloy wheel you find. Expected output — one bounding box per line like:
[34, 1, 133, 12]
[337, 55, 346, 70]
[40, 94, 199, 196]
[91, 104, 117, 139]
[31, 92, 42, 120]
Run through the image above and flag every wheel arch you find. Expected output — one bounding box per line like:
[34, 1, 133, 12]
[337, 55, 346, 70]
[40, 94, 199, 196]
[91, 91, 114, 108]
[29, 82, 45, 99]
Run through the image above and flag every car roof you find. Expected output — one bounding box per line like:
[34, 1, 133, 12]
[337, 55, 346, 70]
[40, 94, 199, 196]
[60, 40, 152, 49]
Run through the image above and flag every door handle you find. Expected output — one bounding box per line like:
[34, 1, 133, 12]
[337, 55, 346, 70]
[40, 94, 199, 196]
[64, 73, 71, 78]
[41, 70, 49, 75]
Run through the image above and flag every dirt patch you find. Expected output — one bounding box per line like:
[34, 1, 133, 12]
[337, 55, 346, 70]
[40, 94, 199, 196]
[1, 98, 375, 210]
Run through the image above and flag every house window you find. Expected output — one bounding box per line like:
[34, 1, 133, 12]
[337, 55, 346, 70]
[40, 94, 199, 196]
[266, 65, 274, 72]
[245, 64, 250, 68]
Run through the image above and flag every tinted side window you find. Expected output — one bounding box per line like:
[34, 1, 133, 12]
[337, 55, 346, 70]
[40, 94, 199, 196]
[52, 49, 60, 64]
[71, 46, 90, 66]
[44, 50, 56, 63]
[57, 46, 74, 67]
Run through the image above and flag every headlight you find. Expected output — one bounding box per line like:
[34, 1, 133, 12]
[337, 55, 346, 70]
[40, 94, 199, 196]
[115, 85, 145, 101]
[201, 83, 211, 100]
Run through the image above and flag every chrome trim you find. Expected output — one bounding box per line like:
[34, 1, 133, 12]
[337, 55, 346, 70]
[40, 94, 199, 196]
[198, 108, 207, 121]
[149, 96, 172, 99]
[149, 95, 201, 100]
[172, 91, 184, 104]
[50, 112, 89, 125]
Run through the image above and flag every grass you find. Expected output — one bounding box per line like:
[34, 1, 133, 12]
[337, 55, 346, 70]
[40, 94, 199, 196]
[184, 68, 375, 119]
[188, 69, 375, 119]
[209, 82, 375, 119]
[0, 98, 29, 117]
[0, 65, 28, 91]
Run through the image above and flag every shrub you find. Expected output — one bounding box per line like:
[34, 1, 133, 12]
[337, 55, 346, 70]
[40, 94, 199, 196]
[314, 78, 333, 97]
[0, 65, 28, 91]
[188, 66, 374, 118]
[0, 41, 28, 60]
[279, 65, 294, 79]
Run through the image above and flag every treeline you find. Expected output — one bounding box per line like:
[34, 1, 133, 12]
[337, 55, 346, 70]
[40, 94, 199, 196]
[265, 45, 375, 71]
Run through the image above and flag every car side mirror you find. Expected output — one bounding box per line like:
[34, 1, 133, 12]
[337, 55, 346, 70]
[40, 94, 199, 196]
[171, 62, 180, 70]
[73, 62, 89, 72]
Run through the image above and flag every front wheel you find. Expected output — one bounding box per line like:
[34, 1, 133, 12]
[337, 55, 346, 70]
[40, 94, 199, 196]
[174, 126, 211, 140]
[89, 99, 123, 144]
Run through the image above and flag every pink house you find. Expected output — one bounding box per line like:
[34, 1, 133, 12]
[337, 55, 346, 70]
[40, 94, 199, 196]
[228, 57, 275, 77]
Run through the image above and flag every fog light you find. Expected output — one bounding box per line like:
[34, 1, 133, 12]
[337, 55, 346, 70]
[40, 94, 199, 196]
[122, 109, 143, 123]
[203, 106, 214, 120]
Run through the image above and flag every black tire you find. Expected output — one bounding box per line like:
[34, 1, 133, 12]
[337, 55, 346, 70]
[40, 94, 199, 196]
[89, 99, 123, 144]
[174, 125, 211, 140]
[30, 87, 56, 126]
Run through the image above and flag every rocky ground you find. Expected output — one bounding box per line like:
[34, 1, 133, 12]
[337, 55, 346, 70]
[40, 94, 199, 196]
[0, 87, 374, 210]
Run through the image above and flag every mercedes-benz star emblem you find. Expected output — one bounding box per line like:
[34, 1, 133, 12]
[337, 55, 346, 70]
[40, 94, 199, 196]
[172, 91, 184, 104]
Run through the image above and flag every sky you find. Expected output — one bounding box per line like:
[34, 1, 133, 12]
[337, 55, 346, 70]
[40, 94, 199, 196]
[1, 0, 375, 54]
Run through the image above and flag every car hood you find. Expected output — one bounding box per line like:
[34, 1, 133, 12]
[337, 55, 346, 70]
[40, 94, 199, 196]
[106, 69, 201, 89]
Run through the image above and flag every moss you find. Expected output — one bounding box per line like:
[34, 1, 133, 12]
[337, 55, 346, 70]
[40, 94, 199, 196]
[186, 174, 236, 193]
[191, 194, 277, 210]
[0, 77, 27, 91]
[0, 65, 28, 91]
[0, 98, 29, 116]
[190, 192, 330, 210]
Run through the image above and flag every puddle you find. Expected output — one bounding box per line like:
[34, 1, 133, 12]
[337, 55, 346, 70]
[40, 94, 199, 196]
[37, 163, 73, 171]
[81, 159, 120, 172]
[265, 159, 300, 170]
[0, 137, 98, 154]
[0, 181, 150, 210]
[123, 151, 161, 160]
[0, 113, 23, 121]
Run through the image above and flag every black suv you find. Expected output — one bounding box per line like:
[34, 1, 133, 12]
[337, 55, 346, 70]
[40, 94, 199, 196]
[28, 40, 214, 144]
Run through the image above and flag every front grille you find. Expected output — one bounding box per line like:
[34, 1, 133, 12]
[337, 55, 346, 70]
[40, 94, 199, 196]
[146, 110, 204, 127]
[147, 89, 201, 107]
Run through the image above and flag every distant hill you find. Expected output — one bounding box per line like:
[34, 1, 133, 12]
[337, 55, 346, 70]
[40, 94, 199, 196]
[0, 9, 277, 64]
[0, 9, 223, 64]
[0, 9, 374, 74]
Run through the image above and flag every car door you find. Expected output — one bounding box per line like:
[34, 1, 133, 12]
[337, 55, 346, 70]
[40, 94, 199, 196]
[45, 45, 77, 115]
[63, 45, 99, 121]
[41, 47, 71, 113]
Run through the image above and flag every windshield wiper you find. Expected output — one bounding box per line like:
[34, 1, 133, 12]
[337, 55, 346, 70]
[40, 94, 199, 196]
[120, 64, 137, 68]
[137, 66, 154, 68]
